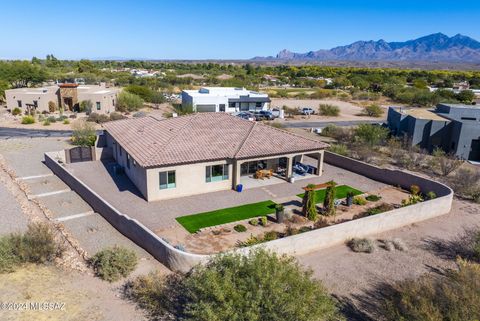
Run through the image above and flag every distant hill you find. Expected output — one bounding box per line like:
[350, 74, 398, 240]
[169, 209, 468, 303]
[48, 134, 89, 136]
[257, 33, 480, 62]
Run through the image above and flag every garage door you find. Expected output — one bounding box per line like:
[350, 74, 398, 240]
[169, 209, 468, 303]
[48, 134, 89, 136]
[196, 104, 216, 112]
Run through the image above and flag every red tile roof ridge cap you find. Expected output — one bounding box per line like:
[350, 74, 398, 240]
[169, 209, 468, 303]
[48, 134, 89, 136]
[232, 120, 257, 158]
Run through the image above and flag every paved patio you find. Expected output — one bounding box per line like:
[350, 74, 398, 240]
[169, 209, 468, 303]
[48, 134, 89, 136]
[66, 157, 387, 234]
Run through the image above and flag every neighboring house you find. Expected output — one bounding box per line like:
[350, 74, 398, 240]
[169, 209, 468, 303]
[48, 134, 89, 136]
[103, 113, 328, 201]
[181, 87, 270, 113]
[387, 103, 480, 161]
[5, 83, 119, 114]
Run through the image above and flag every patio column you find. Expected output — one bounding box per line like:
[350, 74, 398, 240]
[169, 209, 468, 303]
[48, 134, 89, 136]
[232, 160, 241, 189]
[317, 151, 324, 176]
[286, 156, 293, 182]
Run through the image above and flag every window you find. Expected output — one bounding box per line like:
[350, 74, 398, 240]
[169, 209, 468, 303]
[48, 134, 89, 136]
[229, 102, 236, 108]
[33, 100, 38, 108]
[126, 153, 131, 169]
[159, 171, 176, 189]
[255, 102, 262, 108]
[461, 117, 477, 121]
[206, 164, 229, 182]
[112, 99, 115, 106]
[219, 104, 226, 112]
[17, 100, 22, 108]
[96, 102, 101, 110]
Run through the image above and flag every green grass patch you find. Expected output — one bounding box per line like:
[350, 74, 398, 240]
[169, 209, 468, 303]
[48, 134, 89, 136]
[297, 185, 363, 203]
[176, 200, 277, 233]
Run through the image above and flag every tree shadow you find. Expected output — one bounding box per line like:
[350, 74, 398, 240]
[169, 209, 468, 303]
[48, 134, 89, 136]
[422, 226, 480, 262]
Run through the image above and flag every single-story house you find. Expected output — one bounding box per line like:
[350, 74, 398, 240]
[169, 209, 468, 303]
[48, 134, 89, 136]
[5, 83, 119, 114]
[102, 113, 328, 201]
[181, 87, 270, 113]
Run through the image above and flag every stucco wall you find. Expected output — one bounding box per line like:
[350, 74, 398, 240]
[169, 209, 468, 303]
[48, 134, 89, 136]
[46, 150, 453, 272]
[5, 88, 58, 113]
[146, 160, 233, 201]
[45, 152, 208, 272]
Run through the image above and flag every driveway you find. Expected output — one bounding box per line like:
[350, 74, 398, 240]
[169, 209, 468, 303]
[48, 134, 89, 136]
[282, 119, 384, 128]
[0, 127, 73, 139]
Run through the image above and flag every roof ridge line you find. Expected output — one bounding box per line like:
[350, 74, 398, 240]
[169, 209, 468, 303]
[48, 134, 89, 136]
[233, 121, 257, 159]
[256, 121, 329, 146]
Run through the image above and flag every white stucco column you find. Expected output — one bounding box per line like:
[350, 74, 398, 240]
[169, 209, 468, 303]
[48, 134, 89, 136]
[286, 156, 293, 181]
[317, 151, 324, 176]
[233, 160, 242, 189]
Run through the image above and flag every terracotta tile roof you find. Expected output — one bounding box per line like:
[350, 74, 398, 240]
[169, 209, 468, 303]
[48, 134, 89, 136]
[103, 113, 328, 167]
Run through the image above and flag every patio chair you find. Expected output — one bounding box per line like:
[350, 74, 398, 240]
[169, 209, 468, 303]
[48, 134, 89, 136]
[293, 163, 307, 176]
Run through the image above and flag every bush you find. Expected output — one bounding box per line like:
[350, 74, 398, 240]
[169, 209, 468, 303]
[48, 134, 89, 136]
[21, 115, 35, 124]
[126, 249, 341, 321]
[354, 124, 389, 146]
[248, 218, 258, 226]
[365, 194, 381, 202]
[260, 216, 268, 226]
[348, 238, 375, 253]
[328, 144, 349, 156]
[263, 231, 279, 241]
[363, 104, 383, 117]
[109, 111, 125, 121]
[426, 191, 437, 200]
[353, 196, 367, 205]
[47, 116, 56, 123]
[117, 91, 144, 112]
[392, 238, 407, 251]
[63, 119, 70, 125]
[71, 120, 96, 146]
[12, 107, 21, 116]
[0, 223, 63, 273]
[42, 120, 50, 126]
[382, 260, 480, 321]
[319, 104, 340, 116]
[79, 100, 93, 114]
[48, 101, 57, 113]
[90, 246, 138, 282]
[87, 112, 109, 123]
[365, 203, 394, 216]
[233, 224, 247, 233]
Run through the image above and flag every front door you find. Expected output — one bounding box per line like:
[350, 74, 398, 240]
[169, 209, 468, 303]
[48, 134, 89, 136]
[468, 139, 480, 161]
[63, 97, 73, 111]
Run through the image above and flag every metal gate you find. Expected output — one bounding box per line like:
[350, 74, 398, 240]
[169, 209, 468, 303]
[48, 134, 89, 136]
[69, 146, 93, 163]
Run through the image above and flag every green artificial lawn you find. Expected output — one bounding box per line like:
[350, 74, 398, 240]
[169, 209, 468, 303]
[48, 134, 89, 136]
[297, 185, 363, 203]
[176, 200, 277, 233]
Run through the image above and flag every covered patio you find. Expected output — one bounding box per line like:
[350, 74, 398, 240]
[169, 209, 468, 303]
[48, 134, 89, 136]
[234, 152, 324, 190]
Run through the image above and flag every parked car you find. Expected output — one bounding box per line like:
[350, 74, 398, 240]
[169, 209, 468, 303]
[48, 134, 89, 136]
[271, 108, 281, 118]
[301, 107, 315, 115]
[254, 110, 274, 121]
[234, 111, 255, 121]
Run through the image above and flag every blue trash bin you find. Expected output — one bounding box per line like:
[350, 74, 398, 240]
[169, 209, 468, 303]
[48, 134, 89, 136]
[236, 184, 243, 192]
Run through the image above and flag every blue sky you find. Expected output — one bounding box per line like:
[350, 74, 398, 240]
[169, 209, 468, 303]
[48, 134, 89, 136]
[2, 0, 480, 60]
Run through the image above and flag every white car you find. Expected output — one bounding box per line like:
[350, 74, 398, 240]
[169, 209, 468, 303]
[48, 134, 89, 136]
[301, 107, 315, 115]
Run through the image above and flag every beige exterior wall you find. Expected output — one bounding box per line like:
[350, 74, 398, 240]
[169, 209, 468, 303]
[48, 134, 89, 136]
[145, 160, 233, 201]
[78, 90, 118, 114]
[5, 86, 58, 113]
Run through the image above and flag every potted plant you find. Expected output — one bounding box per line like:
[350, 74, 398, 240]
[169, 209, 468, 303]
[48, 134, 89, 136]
[346, 191, 355, 207]
[275, 204, 285, 223]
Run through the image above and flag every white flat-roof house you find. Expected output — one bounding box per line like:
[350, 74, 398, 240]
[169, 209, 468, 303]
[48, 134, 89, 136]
[5, 83, 119, 114]
[103, 113, 327, 202]
[181, 87, 270, 113]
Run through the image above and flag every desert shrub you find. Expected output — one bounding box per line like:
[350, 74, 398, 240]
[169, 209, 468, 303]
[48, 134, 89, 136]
[401, 194, 424, 206]
[21, 115, 35, 124]
[16, 223, 63, 263]
[87, 112, 109, 123]
[383, 240, 395, 251]
[328, 144, 349, 156]
[394, 147, 427, 170]
[48, 101, 56, 113]
[426, 191, 437, 200]
[382, 260, 480, 321]
[0, 236, 20, 273]
[63, 119, 70, 125]
[90, 246, 138, 282]
[284, 225, 300, 236]
[392, 238, 408, 251]
[410, 184, 421, 196]
[12, 107, 21, 116]
[365, 203, 394, 216]
[42, 120, 50, 126]
[46, 116, 56, 123]
[310, 88, 335, 99]
[431, 148, 464, 176]
[448, 168, 480, 201]
[174, 103, 194, 115]
[237, 234, 263, 247]
[79, 100, 93, 114]
[117, 91, 144, 112]
[299, 226, 313, 233]
[263, 231, 279, 241]
[109, 111, 125, 121]
[319, 104, 340, 116]
[71, 120, 96, 146]
[348, 238, 375, 253]
[353, 196, 367, 205]
[260, 216, 268, 226]
[126, 249, 341, 321]
[365, 194, 381, 202]
[320, 124, 353, 143]
[354, 124, 389, 146]
[233, 224, 247, 233]
[363, 104, 383, 117]
[249, 218, 258, 226]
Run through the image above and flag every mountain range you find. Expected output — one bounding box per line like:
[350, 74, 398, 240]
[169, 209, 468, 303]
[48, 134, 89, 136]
[260, 33, 480, 62]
